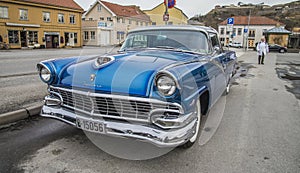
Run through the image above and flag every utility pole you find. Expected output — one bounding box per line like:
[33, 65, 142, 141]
[165, 0, 169, 25]
[245, 9, 251, 51]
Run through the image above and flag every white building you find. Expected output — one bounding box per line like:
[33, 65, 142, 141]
[218, 16, 283, 48]
[82, 0, 151, 46]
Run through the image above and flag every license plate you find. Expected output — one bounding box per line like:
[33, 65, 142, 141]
[76, 118, 106, 134]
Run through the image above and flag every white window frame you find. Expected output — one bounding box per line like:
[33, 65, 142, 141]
[8, 30, 19, 44]
[90, 31, 95, 40]
[0, 6, 8, 18]
[43, 12, 50, 22]
[84, 31, 89, 40]
[97, 4, 102, 12]
[19, 9, 28, 20]
[58, 13, 65, 23]
[70, 14, 75, 24]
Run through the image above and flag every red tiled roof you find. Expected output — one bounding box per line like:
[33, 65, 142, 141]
[18, 0, 83, 11]
[101, 1, 150, 21]
[219, 16, 283, 25]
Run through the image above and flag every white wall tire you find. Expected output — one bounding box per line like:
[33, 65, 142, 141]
[181, 99, 201, 148]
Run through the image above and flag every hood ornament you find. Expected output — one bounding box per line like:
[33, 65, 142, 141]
[90, 74, 96, 82]
[94, 56, 115, 69]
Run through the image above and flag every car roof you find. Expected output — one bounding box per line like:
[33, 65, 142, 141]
[128, 25, 218, 35]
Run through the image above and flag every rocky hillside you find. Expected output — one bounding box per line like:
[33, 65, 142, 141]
[190, 1, 300, 31]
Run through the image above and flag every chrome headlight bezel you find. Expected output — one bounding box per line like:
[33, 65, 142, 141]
[37, 64, 54, 84]
[155, 72, 179, 97]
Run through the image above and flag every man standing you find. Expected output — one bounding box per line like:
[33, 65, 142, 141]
[256, 37, 269, 65]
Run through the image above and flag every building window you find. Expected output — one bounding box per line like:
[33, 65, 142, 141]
[238, 28, 242, 35]
[129, 19, 132, 24]
[0, 6, 8, 18]
[74, 33, 78, 44]
[58, 14, 64, 23]
[152, 22, 156, 25]
[263, 29, 267, 34]
[43, 12, 50, 22]
[117, 17, 120, 23]
[117, 32, 125, 40]
[70, 15, 75, 24]
[8, 30, 19, 44]
[249, 30, 255, 37]
[90, 31, 95, 40]
[140, 22, 143, 26]
[97, 4, 102, 12]
[89, 18, 93, 21]
[233, 28, 236, 36]
[100, 17, 104, 20]
[28, 31, 38, 44]
[220, 28, 225, 35]
[210, 33, 221, 48]
[146, 22, 148, 26]
[122, 18, 125, 23]
[19, 9, 28, 20]
[107, 17, 112, 21]
[136, 21, 139, 25]
[84, 31, 89, 40]
[226, 30, 230, 35]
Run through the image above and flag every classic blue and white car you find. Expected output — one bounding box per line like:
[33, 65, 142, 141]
[37, 26, 237, 148]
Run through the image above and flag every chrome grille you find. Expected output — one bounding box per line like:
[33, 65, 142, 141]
[50, 87, 180, 121]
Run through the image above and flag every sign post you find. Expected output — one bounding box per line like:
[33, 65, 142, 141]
[163, 14, 169, 22]
[164, 0, 176, 25]
[227, 18, 234, 47]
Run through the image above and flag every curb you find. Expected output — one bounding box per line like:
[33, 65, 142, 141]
[0, 104, 43, 126]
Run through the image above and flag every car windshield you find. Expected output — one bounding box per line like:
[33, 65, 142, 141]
[120, 30, 209, 54]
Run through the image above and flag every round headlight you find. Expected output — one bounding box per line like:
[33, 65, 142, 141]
[156, 74, 177, 96]
[39, 65, 51, 83]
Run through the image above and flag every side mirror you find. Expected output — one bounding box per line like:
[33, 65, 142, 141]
[214, 46, 220, 52]
[213, 46, 221, 54]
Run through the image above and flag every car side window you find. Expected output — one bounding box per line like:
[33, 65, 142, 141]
[210, 34, 220, 47]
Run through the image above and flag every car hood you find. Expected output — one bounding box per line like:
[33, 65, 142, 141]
[59, 50, 200, 97]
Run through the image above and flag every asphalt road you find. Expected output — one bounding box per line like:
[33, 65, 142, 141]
[0, 47, 119, 114]
[0, 50, 299, 173]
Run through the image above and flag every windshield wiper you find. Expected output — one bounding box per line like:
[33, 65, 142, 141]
[155, 46, 177, 49]
[121, 46, 148, 52]
[155, 46, 205, 55]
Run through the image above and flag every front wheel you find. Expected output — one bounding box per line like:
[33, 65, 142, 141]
[180, 99, 202, 148]
[279, 49, 285, 53]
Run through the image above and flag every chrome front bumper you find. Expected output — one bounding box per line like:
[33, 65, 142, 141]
[41, 105, 197, 147]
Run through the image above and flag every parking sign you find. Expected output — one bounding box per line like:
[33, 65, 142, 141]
[227, 18, 234, 25]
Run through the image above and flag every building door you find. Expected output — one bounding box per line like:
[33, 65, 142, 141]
[69, 33, 75, 46]
[248, 39, 255, 48]
[20, 31, 27, 47]
[46, 35, 52, 48]
[100, 31, 110, 46]
[52, 35, 59, 48]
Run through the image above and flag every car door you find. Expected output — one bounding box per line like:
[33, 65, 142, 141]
[208, 33, 227, 106]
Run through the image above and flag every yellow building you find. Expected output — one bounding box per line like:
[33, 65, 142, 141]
[0, 0, 83, 49]
[143, 3, 188, 26]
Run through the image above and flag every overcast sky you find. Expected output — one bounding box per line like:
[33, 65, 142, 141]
[74, 0, 295, 18]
